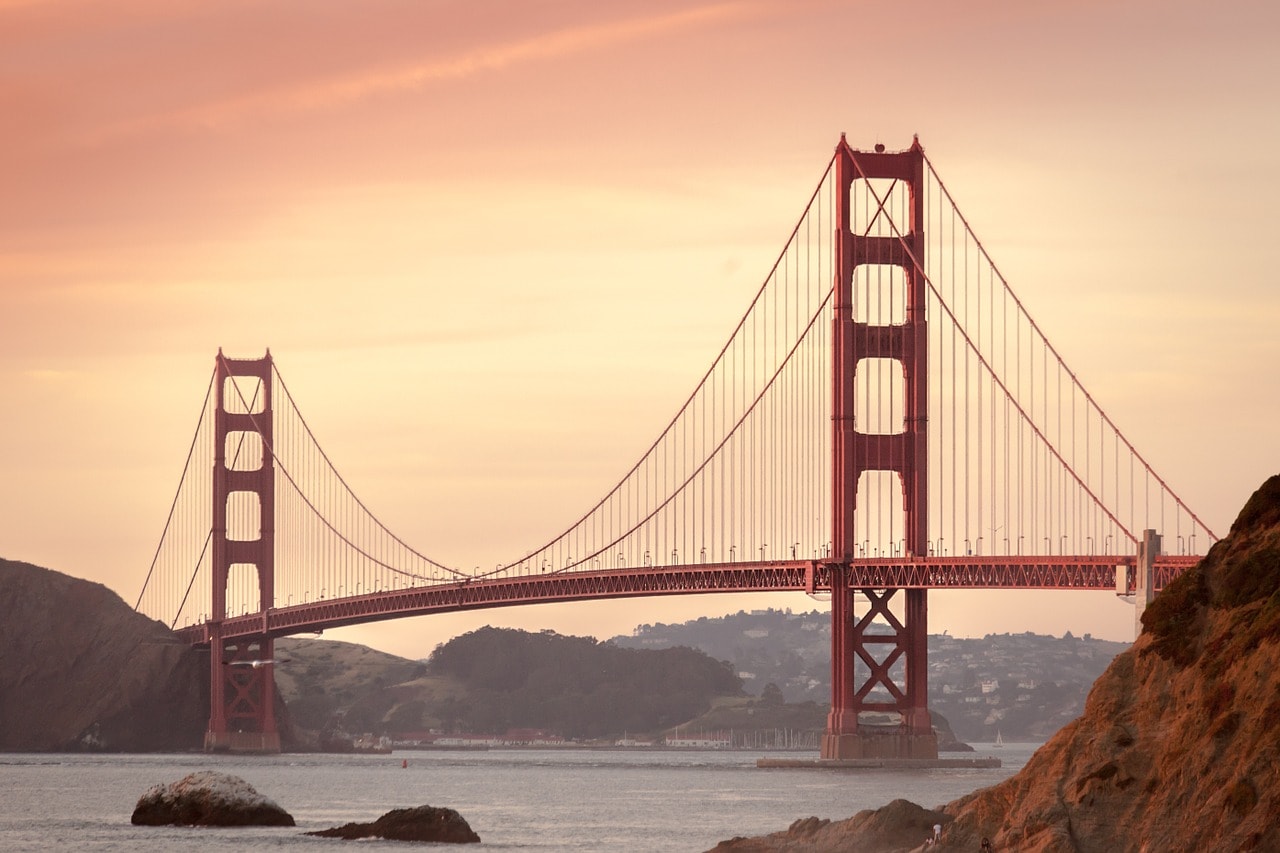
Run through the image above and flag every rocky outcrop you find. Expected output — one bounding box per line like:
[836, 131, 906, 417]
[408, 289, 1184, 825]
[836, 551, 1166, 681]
[712, 800, 947, 852]
[0, 558, 208, 751]
[131, 771, 295, 826]
[306, 805, 480, 843]
[708, 474, 1280, 852]
[932, 711, 972, 752]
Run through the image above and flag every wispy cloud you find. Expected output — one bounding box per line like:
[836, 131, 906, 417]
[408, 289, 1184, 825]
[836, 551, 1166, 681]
[103, 2, 760, 138]
[23, 368, 79, 382]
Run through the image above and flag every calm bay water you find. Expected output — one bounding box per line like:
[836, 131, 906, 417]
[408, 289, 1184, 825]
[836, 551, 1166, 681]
[0, 745, 1035, 851]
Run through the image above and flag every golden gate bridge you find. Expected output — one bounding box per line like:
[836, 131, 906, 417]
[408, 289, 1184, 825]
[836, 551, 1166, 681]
[134, 136, 1214, 757]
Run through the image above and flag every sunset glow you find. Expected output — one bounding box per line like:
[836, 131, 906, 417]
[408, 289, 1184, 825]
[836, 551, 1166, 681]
[3, 0, 1277, 657]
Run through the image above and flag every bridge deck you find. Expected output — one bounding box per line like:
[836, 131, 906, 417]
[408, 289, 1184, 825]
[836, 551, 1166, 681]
[177, 555, 1198, 645]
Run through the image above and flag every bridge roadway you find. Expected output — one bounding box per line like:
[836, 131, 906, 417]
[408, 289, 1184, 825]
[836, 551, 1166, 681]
[176, 554, 1199, 645]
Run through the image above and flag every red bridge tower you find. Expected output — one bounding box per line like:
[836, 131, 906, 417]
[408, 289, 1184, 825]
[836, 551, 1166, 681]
[824, 137, 936, 760]
[207, 351, 281, 753]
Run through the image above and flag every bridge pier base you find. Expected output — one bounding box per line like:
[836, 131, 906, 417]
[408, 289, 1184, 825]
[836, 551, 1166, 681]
[822, 575, 937, 760]
[206, 632, 281, 754]
[205, 731, 282, 754]
[821, 729, 939, 760]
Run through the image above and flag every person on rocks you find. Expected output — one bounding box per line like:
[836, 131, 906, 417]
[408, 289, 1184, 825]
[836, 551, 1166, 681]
[980, 838, 993, 851]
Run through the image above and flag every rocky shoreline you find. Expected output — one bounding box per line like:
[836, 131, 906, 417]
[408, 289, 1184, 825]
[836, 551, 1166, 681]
[707, 474, 1280, 852]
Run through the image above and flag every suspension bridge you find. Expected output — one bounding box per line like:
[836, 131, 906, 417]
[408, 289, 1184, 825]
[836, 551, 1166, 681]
[135, 136, 1214, 757]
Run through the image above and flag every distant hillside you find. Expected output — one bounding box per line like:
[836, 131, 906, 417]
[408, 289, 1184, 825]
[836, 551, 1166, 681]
[277, 627, 744, 741]
[0, 558, 208, 751]
[274, 636, 428, 734]
[613, 610, 1129, 741]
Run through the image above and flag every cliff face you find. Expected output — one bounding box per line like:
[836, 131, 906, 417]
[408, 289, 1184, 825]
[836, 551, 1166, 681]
[0, 558, 208, 751]
[712, 475, 1280, 853]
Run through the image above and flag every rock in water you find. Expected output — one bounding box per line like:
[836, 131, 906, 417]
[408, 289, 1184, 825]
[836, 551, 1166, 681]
[306, 805, 480, 843]
[131, 771, 295, 827]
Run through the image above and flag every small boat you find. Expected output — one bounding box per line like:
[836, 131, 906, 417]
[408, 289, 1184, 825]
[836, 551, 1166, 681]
[994, 730, 1004, 748]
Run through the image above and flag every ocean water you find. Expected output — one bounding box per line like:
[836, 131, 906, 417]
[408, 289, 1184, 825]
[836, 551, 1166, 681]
[0, 744, 1035, 851]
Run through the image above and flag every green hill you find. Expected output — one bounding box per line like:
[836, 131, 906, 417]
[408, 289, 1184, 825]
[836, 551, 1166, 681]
[277, 627, 743, 741]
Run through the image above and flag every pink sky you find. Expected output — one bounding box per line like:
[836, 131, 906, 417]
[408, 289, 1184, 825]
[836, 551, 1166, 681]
[3, 0, 1278, 657]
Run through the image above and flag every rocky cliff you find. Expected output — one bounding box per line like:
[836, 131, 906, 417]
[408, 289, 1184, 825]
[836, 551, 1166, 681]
[711, 474, 1280, 852]
[0, 558, 208, 751]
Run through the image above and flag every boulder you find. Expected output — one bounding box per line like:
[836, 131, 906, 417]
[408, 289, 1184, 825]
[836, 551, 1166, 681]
[131, 771, 295, 827]
[306, 805, 480, 843]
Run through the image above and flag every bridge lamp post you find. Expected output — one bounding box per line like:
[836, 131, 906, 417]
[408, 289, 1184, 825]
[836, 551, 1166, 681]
[644, 550, 651, 567]
[671, 549, 678, 564]
[1004, 537, 1010, 554]
[700, 546, 707, 563]
[319, 587, 326, 600]
[964, 538, 971, 556]
[729, 545, 736, 562]
[1043, 537, 1051, 555]
[1177, 535, 1185, 555]
[760, 543, 768, 561]
[824, 542, 831, 558]
[939, 537, 945, 556]
[1061, 535, 1069, 555]
[1190, 534, 1197, 553]
[976, 536, 983, 556]
[617, 552, 625, 568]
[1104, 534, 1112, 555]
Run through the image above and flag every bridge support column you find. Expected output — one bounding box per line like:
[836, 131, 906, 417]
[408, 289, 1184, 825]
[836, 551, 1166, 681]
[823, 583, 936, 759]
[206, 636, 281, 753]
[1133, 528, 1161, 639]
[206, 350, 280, 754]
[824, 136, 936, 760]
